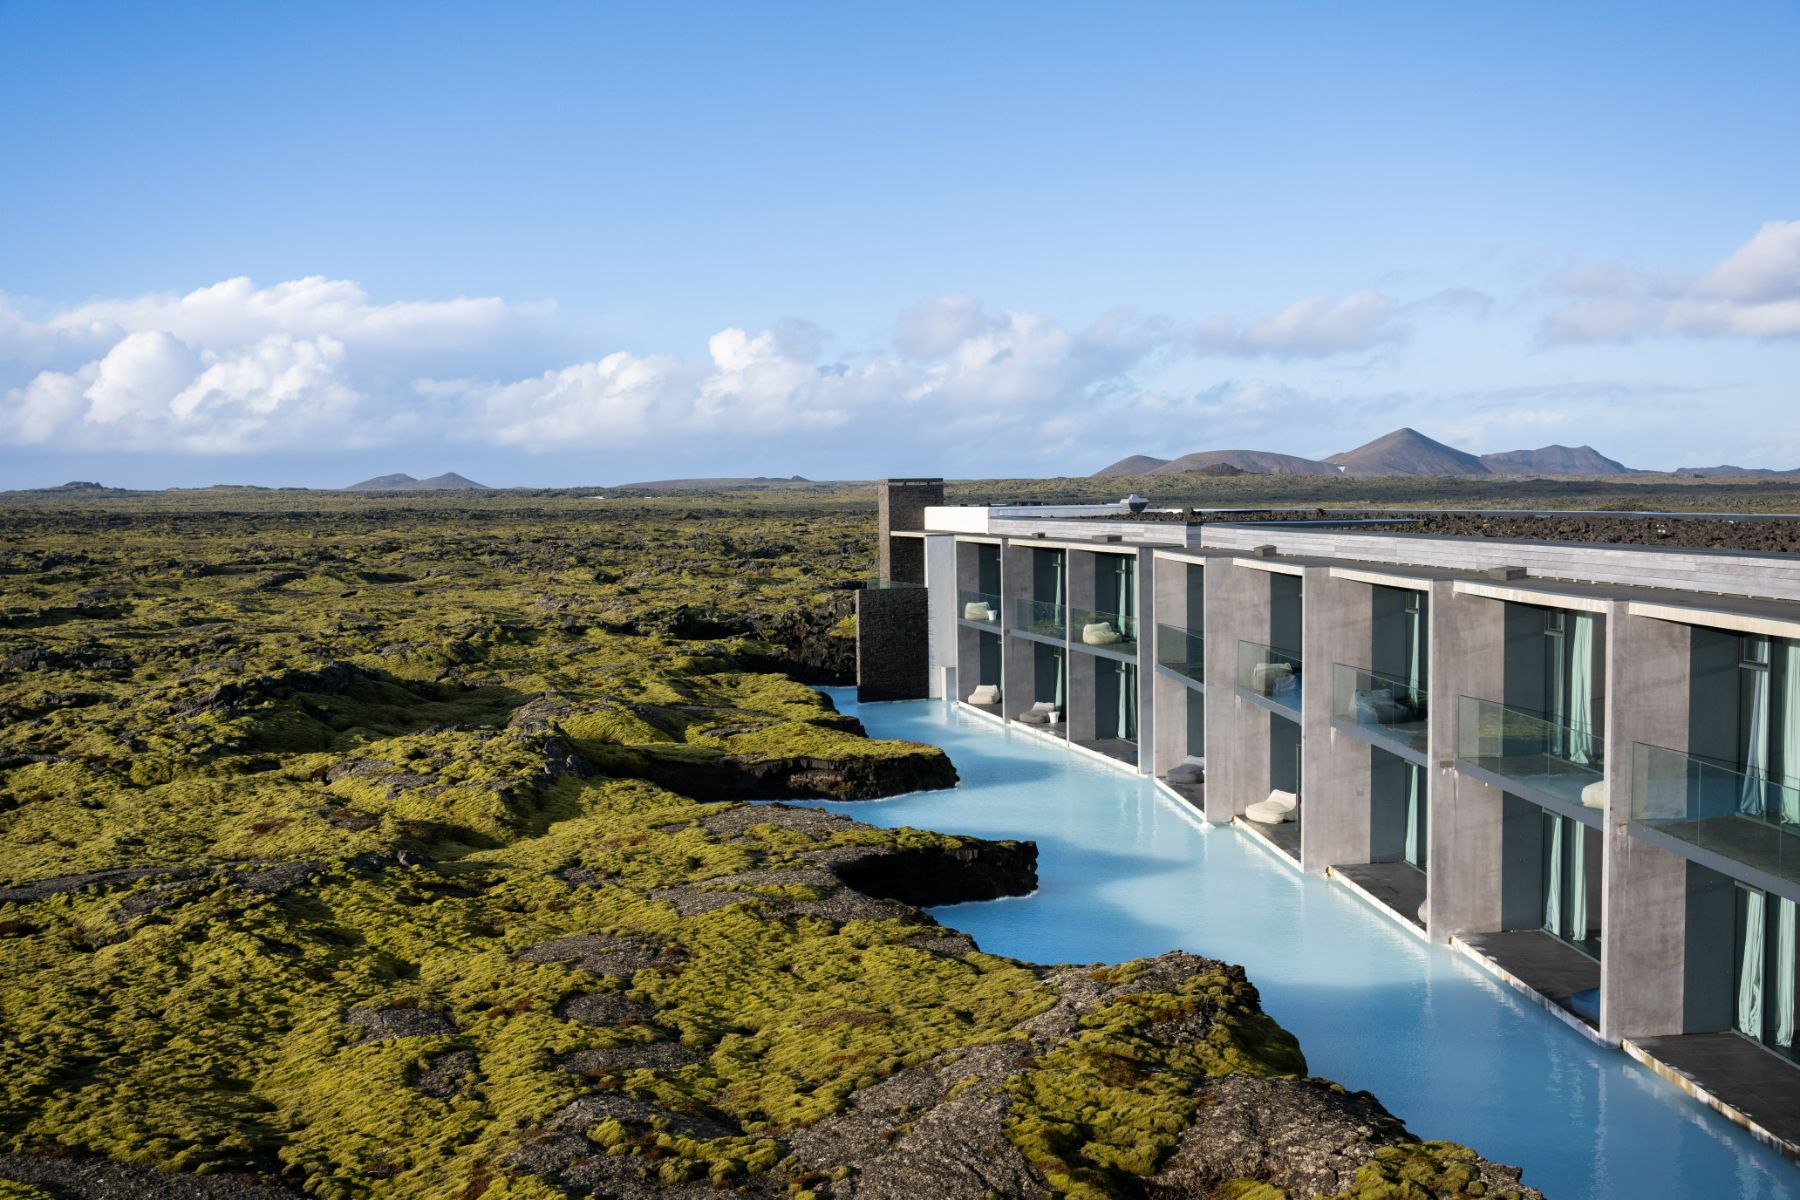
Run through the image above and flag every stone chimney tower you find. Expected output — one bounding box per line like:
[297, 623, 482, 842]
[876, 477, 943, 584]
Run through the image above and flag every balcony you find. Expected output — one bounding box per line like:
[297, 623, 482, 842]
[1632, 743, 1800, 886]
[1237, 641, 1303, 714]
[1070, 606, 1136, 654]
[1010, 596, 1066, 639]
[1332, 664, 1427, 753]
[1455, 696, 1604, 810]
[1154, 623, 1204, 683]
[957, 589, 1001, 625]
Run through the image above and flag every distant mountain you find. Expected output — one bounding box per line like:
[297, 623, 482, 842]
[1672, 465, 1800, 478]
[1327, 428, 1490, 477]
[343, 472, 490, 491]
[1152, 450, 1338, 477]
[1480, 445, 1632, 476]
[614, 475, 815, 491]
[1093, 455, 1171, 478]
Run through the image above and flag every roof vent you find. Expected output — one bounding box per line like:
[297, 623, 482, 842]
[1486, 565, 1527, 581]
[1251, 544, 1277, 558]
[1123, 493, 1149, 514]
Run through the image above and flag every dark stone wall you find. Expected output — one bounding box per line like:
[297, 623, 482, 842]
[856, 585, 929, 702]
[877, 478, 943, 583]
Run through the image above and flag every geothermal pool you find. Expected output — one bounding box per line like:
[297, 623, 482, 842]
[798, 689, 1800, 1199]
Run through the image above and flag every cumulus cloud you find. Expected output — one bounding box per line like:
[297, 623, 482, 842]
[0, 276, 1179, 457]
[455, 301, 1169, 453]
[1542, 220, 1800, 343]
[1193, 291, 1406, 358]
[0, 276, 530, 453]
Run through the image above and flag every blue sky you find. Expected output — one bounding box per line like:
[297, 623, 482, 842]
[2, 2, 1797, 488]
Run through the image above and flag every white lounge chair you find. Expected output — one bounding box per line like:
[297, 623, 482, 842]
[963, 601, 996, 622]
[1082, 622, 1123, 645]
[967, 683, 1001, 705]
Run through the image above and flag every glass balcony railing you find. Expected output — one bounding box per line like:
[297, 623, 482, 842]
[1010, 596, 1066, 638]
[1070, 606, 1136, 653]
[1237, 641, 1303, 712]
[1155, 623, 1204, 682]
[957, 589, 1001, 624]
[1332, 664, 1427, 752]
[1456, 696, 1604, 809]
[1632, 743, 1800, 885]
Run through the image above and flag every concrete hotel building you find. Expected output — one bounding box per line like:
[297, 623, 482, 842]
[855, 478, 1800, 1162]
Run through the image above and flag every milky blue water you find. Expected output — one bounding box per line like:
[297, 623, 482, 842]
[798, 689, 1800, 1199]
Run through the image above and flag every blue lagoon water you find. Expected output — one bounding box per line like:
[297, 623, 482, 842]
[798, 690, 1800, 1199]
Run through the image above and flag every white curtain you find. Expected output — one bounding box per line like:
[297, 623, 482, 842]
[1052, 551, 1064, 615]
[1408, 599, 1424, 708]
[1741, 888, 1767, 1038]
[1403, 763, 1423, 868]
[1568, 613, 1595, 765]
[1782, 640, 1800, 826]
[1777, 897, 1796, 1049]
[1116, 663, 1131, 739]
[1116, 558, 1133, 638]
[1545, 816, 1564, 938]
[1569, 821, 1588, 943]
[1742, 653, 1771, 816]
[1053, 651, 1066, 709]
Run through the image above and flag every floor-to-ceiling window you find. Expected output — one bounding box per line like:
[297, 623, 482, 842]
[1541, 810, 1602, 957]
[1032, 548, 1065, 617]
[977, 630, 1001, 689]
[1502, 603, 1604, 770]
[1095, 658, 1137, 742]
[1271, 572, 1303, 658]
[1371, 747, 1427, 871]
[1689, 631, 1800, 831]
[1186, 690, 1205, 758]
[1033, 642, 1065, 709]
[977, 543, 1000, 597]
[1735, 882, 1799, 1062]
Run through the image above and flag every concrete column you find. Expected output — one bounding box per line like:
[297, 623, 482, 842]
[1301, 569, 1373, 872]
[1068, 550, 1097, 619]
[924, 534, 956, 700]
[1151, 554, 1189, 778]
[1067, 646, 1098, 743]
[1203, 559, 1270, 823]
[1135, 547, 1156, 775]
[877, 478, 943, 583]
[1427, 584, 1506, 941]
[1600, 604, 1693, 1042]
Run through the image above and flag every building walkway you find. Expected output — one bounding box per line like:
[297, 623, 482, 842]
[1460, 930, 1600, 1030]
[1334, 861, 1427, 930]
[1629, 1033, 1800, 1163]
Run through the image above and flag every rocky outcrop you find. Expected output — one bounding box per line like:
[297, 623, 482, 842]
[826, 841, 1038, 907]
[605, 743, 958, 802]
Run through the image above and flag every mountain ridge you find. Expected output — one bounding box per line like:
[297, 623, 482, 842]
[1092, 427, 1796, 479]
[343, 472, 490, 492]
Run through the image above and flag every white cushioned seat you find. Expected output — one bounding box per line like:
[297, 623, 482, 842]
[1245, 789, 1299, 824]
[967, 683, 1001, 705]
[1251, 661, 1294, 695]
[1081, 622, 1123, 645]
[1580, 780, 1606, 809]
[1016, 700, 1059, 725]
[963, 601, 996, 621]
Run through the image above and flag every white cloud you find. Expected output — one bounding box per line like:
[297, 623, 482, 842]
[1542, 220, 1800, 343]
[1194, 291, 1405, 358]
